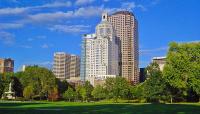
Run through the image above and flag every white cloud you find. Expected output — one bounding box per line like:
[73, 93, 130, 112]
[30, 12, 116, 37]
[41, 44, 49, 48]
[103, 0, 109, 2]
[27, 11, 74, 23]
[39, 61, 53, 66]
[139, 47, 168, 55]
[137, 4, 147, 11]
[0, 31, 15, 45]
[27, 35, 46, 42]
[0, 7, 27, 15]
[41, 43, 53, 49]
[0, 1, 72, 15]
[74, 6, 104, 17]
[75, 0, 95, 6]
[37, 35, 46, 39]
[25, 6, 104, 24]
[38, 1, 72, 8]
[121, 2, 136, 10]
[151, 0, 160, 5]
[49, 24, 90, 33]
[121, 2, 147, 11]
[0, 23, 24, 29]
[20, 45, 32, 49]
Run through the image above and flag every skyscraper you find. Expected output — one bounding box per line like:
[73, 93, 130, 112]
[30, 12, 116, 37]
[81, 12, 119, 86]
[108, 11, 139, 84]
[0, 58, 14, 73]
[53, 52, 80, 81]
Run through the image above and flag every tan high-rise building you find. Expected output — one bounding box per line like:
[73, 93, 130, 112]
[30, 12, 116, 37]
[67, 55, 80, 80]
[53, 52, 80, 81]
[108, 11, 139, 84]
[0, 58, 14, 73]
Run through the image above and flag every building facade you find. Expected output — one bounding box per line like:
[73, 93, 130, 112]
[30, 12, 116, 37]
[108, 11, 139, 84]
[139, 68, 146, 83]
[53, 52, 80, 81]
[81, 12, 119, 86]
[0, 58, 14, 73]
[152, 56, 166, 71]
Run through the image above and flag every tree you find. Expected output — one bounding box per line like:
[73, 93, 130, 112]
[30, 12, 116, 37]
[23, 85, 34, 100]
[48, 87, 59, 101]
[63, 87, 76, 102]
[16, 66, 57, 100]
[163, 42, 200, 102]
[75, 82, 93, 102]
[84, 81, 93, 101]
[105, 77, 130, 102]
[76, 85, 84, 101]
[143, 62, 166, 102]
[130, 83, 145, 101]
[0, 75, 4, 97]
[79, 86, 87, 101]
[57, 79, 68, 96]
[11, 76, 23, 97]
[92, 85, 106, 100]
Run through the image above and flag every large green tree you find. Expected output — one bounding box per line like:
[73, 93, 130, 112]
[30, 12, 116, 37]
[84, 81, 93, 100]
[0, 74, 4, 97]
[143, 62, 167, 102]
[23, 85, 34, 100]
[163, 42, 200, 102]
[63, 87, 77, 101]
[76, 81, 93, 102]
[57, 80, 68, 95]
[105, 77, 130, 102]
[92, 85, 106, 100]
[16, 66, 57, 100]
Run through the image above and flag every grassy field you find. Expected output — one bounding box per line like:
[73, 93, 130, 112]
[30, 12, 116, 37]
[0, 101, 200, 114]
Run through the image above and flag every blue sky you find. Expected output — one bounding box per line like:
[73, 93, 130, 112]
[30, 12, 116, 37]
[0, 0, 200, 71]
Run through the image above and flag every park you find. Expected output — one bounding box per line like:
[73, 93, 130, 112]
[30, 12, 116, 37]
[0, 101, 200, 114]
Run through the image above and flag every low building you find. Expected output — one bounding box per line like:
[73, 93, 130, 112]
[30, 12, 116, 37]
[0, 58, 14, 73]
[152, 56, 166, 71]
[94, 75, 116, 87]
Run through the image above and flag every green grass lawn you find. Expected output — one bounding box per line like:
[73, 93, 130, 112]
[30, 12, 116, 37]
[0, 101, 200, 114]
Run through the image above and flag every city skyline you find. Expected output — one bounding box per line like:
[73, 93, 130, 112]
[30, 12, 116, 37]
[0, 0, 200, 71]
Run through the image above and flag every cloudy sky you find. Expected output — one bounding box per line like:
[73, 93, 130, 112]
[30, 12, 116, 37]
[0, 0, 200, 71]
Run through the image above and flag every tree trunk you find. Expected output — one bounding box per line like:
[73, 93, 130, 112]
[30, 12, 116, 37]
[199, 97, 200, 103]
[170, 96, 173, 103]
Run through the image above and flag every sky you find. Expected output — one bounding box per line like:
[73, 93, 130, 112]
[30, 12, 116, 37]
[0, 0, 200, 71]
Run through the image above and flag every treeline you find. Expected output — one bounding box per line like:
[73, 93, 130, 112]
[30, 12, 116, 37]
[0, 42, 200, 103]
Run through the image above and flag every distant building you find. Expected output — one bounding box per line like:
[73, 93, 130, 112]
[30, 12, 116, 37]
[53, 52, 80, 81]
[108, 11, 139, 85]
[21, 65, 27, 72]
[67, 55, 80, 80]
[0, 58, 14, 73]
[80, 12, 119, 86]
[139, 68, 146, 83]
[94, 75, 116, 87]
[152, 56, 166, 71]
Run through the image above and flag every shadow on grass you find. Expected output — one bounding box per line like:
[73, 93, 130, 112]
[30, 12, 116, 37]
[0, 102, 47, 107]
[0, 103, 200, 114]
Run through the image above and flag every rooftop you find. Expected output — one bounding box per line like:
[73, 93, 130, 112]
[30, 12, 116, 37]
[111, 11, 134, 16]
[152, 56, 166, 60]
